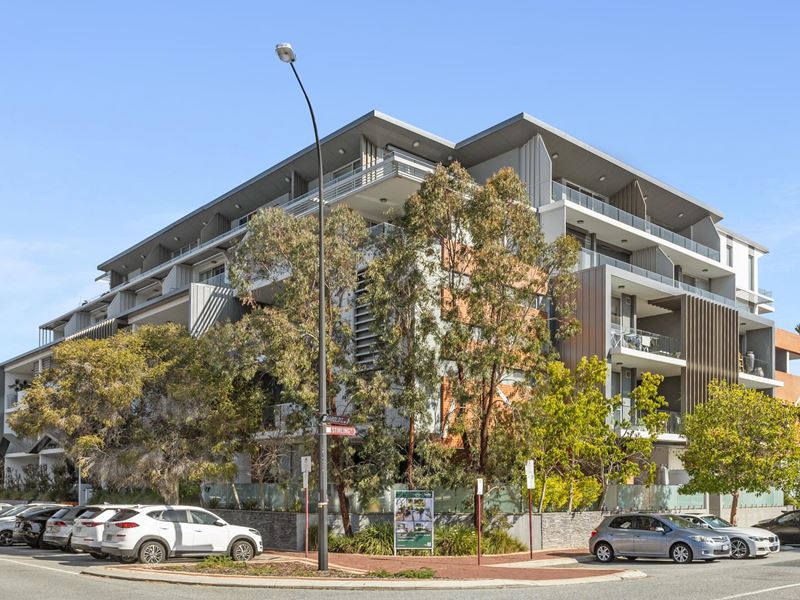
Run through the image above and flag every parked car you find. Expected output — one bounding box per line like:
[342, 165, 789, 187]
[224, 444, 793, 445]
[13, 506, 67, 548]
[755, 510, 800, 545]
[590, 513, 731, 563]
[0, 504, 57, 546]
[44, 505, 93, 552]
[677, 513, 779, 558]
[72, 505, 133, 559]
[101, 505, 263, 564]
[0, 503, 11, 513]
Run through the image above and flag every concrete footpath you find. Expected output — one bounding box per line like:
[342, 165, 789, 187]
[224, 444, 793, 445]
[81, 549, 647, 590]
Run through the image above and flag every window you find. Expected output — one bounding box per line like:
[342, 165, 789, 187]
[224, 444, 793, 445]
[609, 516, 635, 529]
[190, 510, 220, 525]
[726, 243, 733, 267]
[199, 265, 225, 285]
[748, 253, 755, 291]
[109, 509, 140, 522]
[150, 509, 189, 523]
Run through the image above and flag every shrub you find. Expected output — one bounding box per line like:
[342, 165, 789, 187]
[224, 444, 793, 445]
[241, 498, 259, 511]
[198, 555, 240, 569]
[434, 524, 476, 556]
[368, 567, 436, 579]
[483, 527, 526, 554]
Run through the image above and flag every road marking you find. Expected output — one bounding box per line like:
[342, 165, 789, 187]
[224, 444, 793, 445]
[0, 556, 81, 576]
[716, 583, 800, 599]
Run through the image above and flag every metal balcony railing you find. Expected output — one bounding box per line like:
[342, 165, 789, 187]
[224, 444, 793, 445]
[758, 287, 773, 299]
[612, 406, 683, 435]
[610, 324, 681, 358]
[579, 249, 736, 308]
[554, 181, 721, 261]
[199, 273, 230, 288]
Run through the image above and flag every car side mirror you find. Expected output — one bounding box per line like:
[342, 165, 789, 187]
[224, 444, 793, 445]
[655, 526, 665, 533]
[214, 520, 227, 527]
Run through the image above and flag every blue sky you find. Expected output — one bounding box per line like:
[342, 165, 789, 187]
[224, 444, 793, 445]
[1, 1, 799, 361]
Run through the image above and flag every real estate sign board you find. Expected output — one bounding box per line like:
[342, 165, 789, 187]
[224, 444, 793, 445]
[393, 490, 434, 554]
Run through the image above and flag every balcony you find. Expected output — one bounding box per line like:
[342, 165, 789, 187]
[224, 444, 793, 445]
[198, 272, 230, 288]
[5, 391, 23, 412]
[553, 182, 720, 261]
[739, 354, 783, 390]
[609, 324, 685, 376]
[579, 249, 736, 308]
[612, 405, 683, 437]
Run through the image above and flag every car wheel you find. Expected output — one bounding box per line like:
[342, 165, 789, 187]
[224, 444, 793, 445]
[230, 540, 255, 562]
[0, 530, 12, 547]
[65, 535, 78, 553]
[594, 542, 615, 563]
[671, 543, 693, 564]
[117, 556, 137, 564]
[138, 541, 167, 564]
[730, 538, 750, 559]
[89, 552, 109, 560]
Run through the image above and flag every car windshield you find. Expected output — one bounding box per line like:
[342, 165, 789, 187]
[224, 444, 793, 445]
[703, 516, 732, 528]
[661, 515, 696, 529]
[0, 505, 29, 517]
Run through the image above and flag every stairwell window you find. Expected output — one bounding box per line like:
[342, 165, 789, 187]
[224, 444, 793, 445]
[748, 252, 755, 291]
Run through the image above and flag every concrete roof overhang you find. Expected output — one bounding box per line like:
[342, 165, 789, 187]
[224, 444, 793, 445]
[456, 113, 724, 226]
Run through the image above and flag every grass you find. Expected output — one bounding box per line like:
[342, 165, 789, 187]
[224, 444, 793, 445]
[367, 567, 436, 579]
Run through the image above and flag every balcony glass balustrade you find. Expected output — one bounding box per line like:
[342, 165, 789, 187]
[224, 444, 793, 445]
[553, 181, 720, 261]
[579, 249, 736, 308]
[612, 405, 683, 435]
[610, 324, 681, 358]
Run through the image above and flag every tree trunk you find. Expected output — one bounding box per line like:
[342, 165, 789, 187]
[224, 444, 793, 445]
[406, 412, 416, 489]
[567, 479, 574, 513]
[159, 478, 180, 505]
[730, 490, 740, 526]
[538, 476, 548, 513]
[231, 481, 242, 510]
[337, 482, 353, 537]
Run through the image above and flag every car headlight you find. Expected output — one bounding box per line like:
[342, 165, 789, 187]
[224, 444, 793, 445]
[748, 536, 766, 542]
[248, 528, 261, 537]
[689, 535, 715, 543]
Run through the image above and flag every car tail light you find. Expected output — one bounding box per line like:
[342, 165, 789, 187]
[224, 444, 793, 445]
[83, 522, 102, 527]
[53, 521, 67, 527]
[590, 530, 598, 537]
[114, 522, 139, 529]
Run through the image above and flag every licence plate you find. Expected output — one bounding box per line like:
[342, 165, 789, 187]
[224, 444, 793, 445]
[722, 544, 730, 551]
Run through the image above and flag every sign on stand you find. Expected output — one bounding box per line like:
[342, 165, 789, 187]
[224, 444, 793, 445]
[301, 455, 312, 558]
[525, 460, 535, 559]
[393, 490, 434, 555]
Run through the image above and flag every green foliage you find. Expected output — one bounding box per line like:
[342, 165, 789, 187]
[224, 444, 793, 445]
[433, 524, 525, 556]
[9, 323, 266, 504]
[228, 205, 400, 535]
[680, 380, 800, 523]
[241, 498, 260, 511]
[327, 521, 394, 555]
[367, 567, 436, 579]
[89, 487, 162, 505]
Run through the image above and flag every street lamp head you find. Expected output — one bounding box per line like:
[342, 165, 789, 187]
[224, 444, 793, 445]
[275, 43, 296, 63]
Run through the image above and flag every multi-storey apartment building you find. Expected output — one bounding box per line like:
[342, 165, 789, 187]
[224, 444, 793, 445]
[0, 110, 782, 486]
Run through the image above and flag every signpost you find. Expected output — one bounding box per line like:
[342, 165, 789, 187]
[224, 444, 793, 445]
[525, 460, 535, 559]
[301, 455, 312, 558]
[476, 478, 484, 566]
[393, 490, 434, 555]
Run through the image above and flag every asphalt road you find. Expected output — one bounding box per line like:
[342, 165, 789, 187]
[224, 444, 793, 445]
[1, 545, 799, 600]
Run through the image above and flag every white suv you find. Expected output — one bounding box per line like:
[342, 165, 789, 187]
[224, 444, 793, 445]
[72, 505, 134, 558]
[101, 505, 263, 564]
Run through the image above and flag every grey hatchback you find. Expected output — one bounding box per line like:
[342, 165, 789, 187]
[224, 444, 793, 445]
[590, 513, 731, 564]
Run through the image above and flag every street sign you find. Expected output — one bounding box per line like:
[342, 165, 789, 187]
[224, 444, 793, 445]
[325, 424, 357, 436]
[393, 490, 434, 554]
[525, 460, 535, 490]
[476, 478, 484, 496]
[326, 415, 351, 426]
[301, 455, 312, 473]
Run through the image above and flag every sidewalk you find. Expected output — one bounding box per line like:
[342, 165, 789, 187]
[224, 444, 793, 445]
[82, 549, 647, 590]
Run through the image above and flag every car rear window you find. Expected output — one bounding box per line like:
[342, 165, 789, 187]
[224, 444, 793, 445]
[108, 509, 140, 522]
[79, 508, 103, 519]
[50, 508, 70, 519]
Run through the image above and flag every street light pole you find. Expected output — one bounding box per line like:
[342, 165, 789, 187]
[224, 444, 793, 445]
[276, 42, 328, 571]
